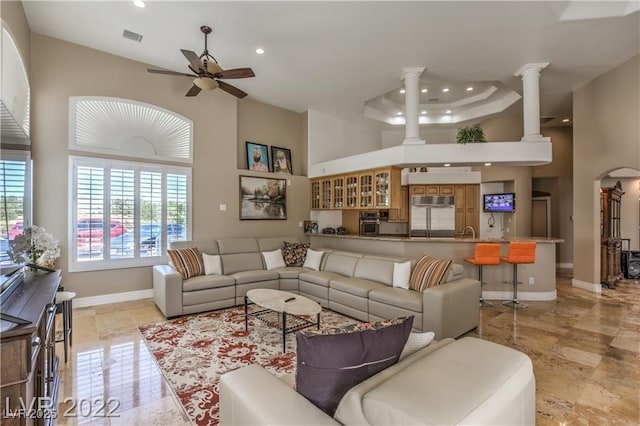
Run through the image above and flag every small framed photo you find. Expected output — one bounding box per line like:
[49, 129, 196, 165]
[246, 141, 270, 172]
[239, 175, 287, 220]
[270, 146, 293, 174]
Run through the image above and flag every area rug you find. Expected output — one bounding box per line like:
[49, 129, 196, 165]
[139, 306, 358, 425]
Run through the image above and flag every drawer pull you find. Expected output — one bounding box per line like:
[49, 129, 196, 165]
[32, 336, 41, 347]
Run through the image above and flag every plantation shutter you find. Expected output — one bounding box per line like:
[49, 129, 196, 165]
[75, 166, 105, 261]
[140, 171, 163, 257]
[0, 158, 29, 265]
[110, 169, 135, 258]
[167, 174, 188, 245]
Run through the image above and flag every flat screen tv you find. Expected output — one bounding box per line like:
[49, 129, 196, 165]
[483, 193, 515, 213]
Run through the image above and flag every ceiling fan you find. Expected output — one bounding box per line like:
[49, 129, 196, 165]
[147, 25, 255, 98]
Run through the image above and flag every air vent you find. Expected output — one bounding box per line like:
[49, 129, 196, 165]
[122, 29, 143, 43]
[428, 97, 440, 102]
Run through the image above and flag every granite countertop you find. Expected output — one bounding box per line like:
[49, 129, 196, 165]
[308, 234, 564, 243]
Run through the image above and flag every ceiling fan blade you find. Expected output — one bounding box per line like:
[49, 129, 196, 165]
[186, 85, 201, 97]
[181, 49, 205, 73]
[147, 68, 195, 77]
[215, 68, 256, 79]
[217, 80, 247, 98]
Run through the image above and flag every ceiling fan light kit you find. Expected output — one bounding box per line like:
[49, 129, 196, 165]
[147, 25, 254, 99]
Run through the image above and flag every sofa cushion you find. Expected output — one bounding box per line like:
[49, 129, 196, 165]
[170, 240, 219, 255]
[303, 248, 324, 270]
[167, 247, 204, 279]
[273, 266, 311, 279]
[399, 331, 435, 360]
[323, 252, 361, 277]
[409, 255, 453, 291]
[230, 270, 280, 284]
[368, 287, 423, 312]
[446, 263, 464, 282]
[329, 277, 387, 297]
[392, 261, 411, 289]
[182, 274, 235, 292]
[282, 241, 310, 267]
[353, 257, 395, 285]
[359, 337, 533, 425]
[296, 317, 414, 417]
[221, 252, 264, 274]
[202, 253, 222, 275]
[299, 270, 345, 287]
[262, 249, 286, 270]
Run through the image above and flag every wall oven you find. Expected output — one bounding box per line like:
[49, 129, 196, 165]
[359, 211, 380, 236]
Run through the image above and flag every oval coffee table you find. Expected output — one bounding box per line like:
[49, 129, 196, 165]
[244, 289, 321, 352]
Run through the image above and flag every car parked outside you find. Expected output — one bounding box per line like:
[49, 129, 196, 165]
[77, 218, 128, 255]
[8, 221, 23, 240]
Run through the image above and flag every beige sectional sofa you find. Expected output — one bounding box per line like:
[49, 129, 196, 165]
[219, 336, 536, 425]
[152, 236, 481, 339]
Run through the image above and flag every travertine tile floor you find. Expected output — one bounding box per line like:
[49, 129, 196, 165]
[57, 274, 640, 425]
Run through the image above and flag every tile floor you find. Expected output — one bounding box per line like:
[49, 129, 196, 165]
[57, 274, 640, 425]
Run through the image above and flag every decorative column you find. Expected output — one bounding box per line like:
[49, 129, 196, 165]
[402, 67, 425, 145]
[514, 63, 550, 142]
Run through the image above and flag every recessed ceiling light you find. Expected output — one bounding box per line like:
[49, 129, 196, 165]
[445, 110, 452, 114]
[442, 88, 450, 93]
[256, 48, 265, 55]
[484, 163, 492, 166]
[399, 88, 406, 94]
[466, 86, 474, 92]
[562, 118, 570, 123]
[444, 163, 451, 167]
[396, 112, 403, 116]
[421, 88, 428, 93]
[133, 0, 145, 8]
[421, 111, 427, 115]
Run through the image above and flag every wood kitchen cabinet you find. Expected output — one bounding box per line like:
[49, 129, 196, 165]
[373, 168, 401, 209]
[311, 180, 321, 209]
[388, 185, 409, 223]
[411, 185, 454, 197]
[345, 175, 359, 209]
[454, 184, 479, 236]
[320, 178, 332, 209]
[332, 176, 345, 209]
[359, 172, 374, 208]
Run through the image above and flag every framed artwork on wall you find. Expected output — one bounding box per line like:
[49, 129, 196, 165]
[270, 146, 292, 174]
[245, 141, 270, 172]
[239, 175, 287, 220]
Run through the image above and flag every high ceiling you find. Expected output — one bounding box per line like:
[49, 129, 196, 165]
[22, 1, 640, 126]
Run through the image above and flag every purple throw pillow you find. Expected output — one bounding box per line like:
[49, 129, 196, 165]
[295, 316, 414, 416]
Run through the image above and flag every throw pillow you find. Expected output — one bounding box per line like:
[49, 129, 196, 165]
[262, 249, 286, 270]
[409, 254, 453, 292]
[202, 253, 222, 275]
[282, 241, 310, 267]
[302, 248, 323, 271]
[399, 331, 435, 360]
[167, 247, 204, 279]
[296, 316, 414, 416]
[392, 261, 411, 289]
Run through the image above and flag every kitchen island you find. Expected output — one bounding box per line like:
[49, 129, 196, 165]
[309, 234, 563, 301]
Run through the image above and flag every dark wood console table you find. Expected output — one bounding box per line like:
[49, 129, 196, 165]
[1, 269, 61, 425]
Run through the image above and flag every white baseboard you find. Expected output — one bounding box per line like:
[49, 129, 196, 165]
[482, 290, 557, 301]
[557, 263, 574, 269]
[571, 279, 602, 294]
[74, 289, 154, 308]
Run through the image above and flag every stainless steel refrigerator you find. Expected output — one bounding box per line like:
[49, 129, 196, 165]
[410, 195, 456, 237]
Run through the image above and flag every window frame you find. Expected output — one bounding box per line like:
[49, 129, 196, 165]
[68, 155, 191, 272]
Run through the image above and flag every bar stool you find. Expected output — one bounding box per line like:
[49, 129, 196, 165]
[465, 243, 501, 307]
[55, 291, 76, 363]
[501, 242, 536, 309]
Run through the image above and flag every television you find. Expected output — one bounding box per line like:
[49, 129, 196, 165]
[483, 193, 515, 213]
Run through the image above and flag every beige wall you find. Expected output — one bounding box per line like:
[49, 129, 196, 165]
[237, 99, 305, 175]
[602, 177, 640, 251]
[533, 127, 574, 264]
[1, 0, 30, 74]
[573, 54, 640, 287]
[480, 166, 532, 238]
[30, 34, 309, 298]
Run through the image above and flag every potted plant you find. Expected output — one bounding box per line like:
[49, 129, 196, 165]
[456, 125, 487, 144]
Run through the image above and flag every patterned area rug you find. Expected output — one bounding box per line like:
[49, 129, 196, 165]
[139, 305, 358, 425]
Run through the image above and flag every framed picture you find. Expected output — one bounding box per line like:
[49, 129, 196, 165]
[245, 141, 270, 172]
[270, 146, 293, 174]
[239, 175, 287, 220]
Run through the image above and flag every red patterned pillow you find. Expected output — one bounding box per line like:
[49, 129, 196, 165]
[409, 254, 452, 291]
[167, 247, 204, 279]
[282, 241, 310, 267]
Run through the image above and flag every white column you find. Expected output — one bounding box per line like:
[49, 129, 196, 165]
[514, 63, 549, 142]
[402, 67, 425, 145]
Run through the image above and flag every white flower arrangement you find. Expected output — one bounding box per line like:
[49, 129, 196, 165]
[9, 225, 60, 268]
